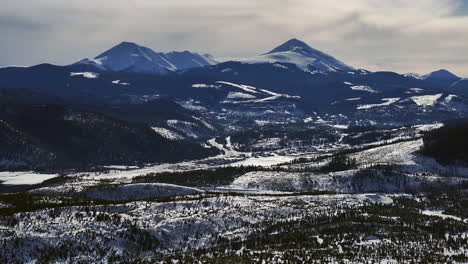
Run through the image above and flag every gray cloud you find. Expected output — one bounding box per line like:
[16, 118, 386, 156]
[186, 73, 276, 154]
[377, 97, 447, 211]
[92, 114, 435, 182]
[0, 0, 467, 76]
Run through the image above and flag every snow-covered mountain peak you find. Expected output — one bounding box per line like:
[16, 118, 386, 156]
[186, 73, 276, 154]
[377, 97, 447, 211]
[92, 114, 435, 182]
[73, 42, 217, 75]
[267, 38, 313, 54]
[242, 38, 354, 72]
[403, 73, 424, 80]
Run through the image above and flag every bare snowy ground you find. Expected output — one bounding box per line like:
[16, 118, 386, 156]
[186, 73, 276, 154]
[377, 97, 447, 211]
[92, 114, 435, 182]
[1, 191, 466, 263]
[1, 123, 467, 263]
[0, 172, 58, 185]
[0, 193, 389, 262]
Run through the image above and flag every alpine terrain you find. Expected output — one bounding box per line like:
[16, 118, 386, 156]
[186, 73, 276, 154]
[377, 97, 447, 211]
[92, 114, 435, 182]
[0, 38, 467, 263]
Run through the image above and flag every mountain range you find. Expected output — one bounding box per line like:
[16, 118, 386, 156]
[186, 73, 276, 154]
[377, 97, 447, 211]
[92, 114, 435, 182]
[1, 38, 468, 169]
[73, 41, 218, 74]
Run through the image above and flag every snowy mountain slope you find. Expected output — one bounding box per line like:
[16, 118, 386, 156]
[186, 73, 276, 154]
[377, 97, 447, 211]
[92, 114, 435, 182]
[74, 42, 217, 74]
[241, 38, 354, 72]
[2, 62, 467, 132]
[228, 137, 468, 193]
[178, 81, 304, 131]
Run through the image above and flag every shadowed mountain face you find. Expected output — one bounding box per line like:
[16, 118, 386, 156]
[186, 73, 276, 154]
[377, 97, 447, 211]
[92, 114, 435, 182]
[73, 42, 218, 74]
[423, 69, 461, 86]
[422, 120, 468, 165]
[0, 102, 217, 170]
[450, 78, 468, 95]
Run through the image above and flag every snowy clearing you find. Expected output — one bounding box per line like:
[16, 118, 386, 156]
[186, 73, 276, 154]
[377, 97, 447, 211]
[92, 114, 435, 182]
[411, 94, 443, 106]
[0, 172, 58, 185]
[151, 127, 184, 140]
[420, 209, 466, 222]
[357, 98, 400, 110]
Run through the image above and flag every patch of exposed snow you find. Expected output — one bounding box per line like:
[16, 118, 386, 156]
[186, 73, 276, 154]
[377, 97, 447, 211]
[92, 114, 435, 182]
[242, 51, 337, 72]
[70, 72, 99, 78]
[331, 124, 349, 129]
[420, 209, 466, 222]
[272, 63, 288, 69]
[357, 98, 400, 110]
[226, 92, 257, 99]
[363, 194, 393, 204]
[192, 84, 219, 89]
[232, 154, 297, 167]
[207, 138, 240, 156]
[216, 81, 259, 94]
[151, 127, 184, 140]
[0, 172, 58, 185]
[411, 94, 443, 106]
[409, 88, 424, 93]
[444, 94, 458, 102]
[112, 80, 130, 85]
[412, 123, 444, 132]
[351, 85, 378, 93]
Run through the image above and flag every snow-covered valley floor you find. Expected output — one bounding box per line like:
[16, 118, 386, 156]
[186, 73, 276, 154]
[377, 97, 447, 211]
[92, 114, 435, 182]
[1, 123, 467, 263]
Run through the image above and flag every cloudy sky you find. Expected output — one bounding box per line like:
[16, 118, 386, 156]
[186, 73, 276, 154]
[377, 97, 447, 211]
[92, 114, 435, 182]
[1, 0, 468, 76]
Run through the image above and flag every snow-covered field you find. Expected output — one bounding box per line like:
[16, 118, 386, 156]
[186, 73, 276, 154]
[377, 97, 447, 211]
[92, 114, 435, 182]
[0, 192, 393, 262]
[1, 122, 467, 263]
[0, 172, 58, 185]
[1, 190, 466, 263]
[411, 93, 443, 106]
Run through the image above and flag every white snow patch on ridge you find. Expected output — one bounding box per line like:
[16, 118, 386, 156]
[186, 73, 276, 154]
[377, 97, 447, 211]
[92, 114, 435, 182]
[357, 98, 400, 110]
[444, 94, 458, 102]
[351, 85, 379, 93]
[409, 88, 424, 93]
[411, 94, 443, 106]
[217, 81, 300, 103]
[272, 63, 288, 69]
[207, 138, 240, 156]
[151, 127, 184, 140]
[192, 84, 219, 89]
[412, 123, 444, 132]
[216, 81, 259, 94]
[226, 92, 256, 99]
[70, 72, 99, 78]
[112, 80, 130, 85]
